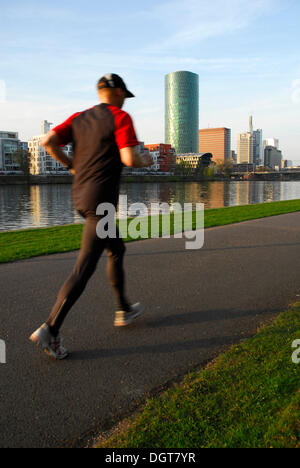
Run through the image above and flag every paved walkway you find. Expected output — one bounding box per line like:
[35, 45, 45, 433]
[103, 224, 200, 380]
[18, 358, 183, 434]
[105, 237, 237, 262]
[1, 212, 300, 447]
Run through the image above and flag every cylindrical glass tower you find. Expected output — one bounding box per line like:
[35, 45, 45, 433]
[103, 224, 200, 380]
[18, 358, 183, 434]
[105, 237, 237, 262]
[165, 71, 199, 154]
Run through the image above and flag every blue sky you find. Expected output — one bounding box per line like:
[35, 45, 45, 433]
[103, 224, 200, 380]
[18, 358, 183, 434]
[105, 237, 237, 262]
[0, 0, 299, 161]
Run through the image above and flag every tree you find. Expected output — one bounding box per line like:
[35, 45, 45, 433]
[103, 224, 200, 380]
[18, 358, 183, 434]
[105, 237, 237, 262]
[12, 149, 31, 176]
[175, 160, 192, 175]
[215, 159, 234, 177]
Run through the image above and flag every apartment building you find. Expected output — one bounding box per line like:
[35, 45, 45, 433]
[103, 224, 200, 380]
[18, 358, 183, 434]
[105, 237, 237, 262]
[28, 121, 72, 175]
[0, 131, 22, 172]
[144, 143, 176, 172]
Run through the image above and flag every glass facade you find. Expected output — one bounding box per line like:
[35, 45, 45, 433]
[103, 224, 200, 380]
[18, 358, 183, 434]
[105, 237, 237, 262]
[165, 71, 199, 154]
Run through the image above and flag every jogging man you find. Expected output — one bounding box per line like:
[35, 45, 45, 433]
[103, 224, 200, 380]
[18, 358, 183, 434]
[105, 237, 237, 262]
[30, 74, 153, 360]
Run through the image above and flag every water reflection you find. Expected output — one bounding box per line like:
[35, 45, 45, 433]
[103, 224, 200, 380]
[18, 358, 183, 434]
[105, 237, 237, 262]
[0, 180, 300, 232]
[0, 184, 82, 232]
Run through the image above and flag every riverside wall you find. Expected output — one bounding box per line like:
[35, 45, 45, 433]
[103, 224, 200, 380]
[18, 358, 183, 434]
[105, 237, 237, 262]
[0, 175, 214, 185]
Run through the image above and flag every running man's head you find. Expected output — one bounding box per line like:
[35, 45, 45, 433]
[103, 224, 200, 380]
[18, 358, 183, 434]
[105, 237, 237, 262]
[97, 74, 135, 109]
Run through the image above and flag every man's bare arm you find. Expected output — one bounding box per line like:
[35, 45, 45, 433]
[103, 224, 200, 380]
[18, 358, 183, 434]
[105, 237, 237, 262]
[41, 131, 75, 174]
[120, 147, 153, 168]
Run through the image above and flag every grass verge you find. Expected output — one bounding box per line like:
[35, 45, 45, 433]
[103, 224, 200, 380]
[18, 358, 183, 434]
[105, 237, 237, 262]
[1, 199, 300, 264]
[97, 303, 300, 449]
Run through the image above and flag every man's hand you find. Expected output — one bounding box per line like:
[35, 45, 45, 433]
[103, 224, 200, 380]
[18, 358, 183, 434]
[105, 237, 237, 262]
[140, 152, 153, 168]
[120, 147, 153, 168]
[42, 131, 74, 172]
[70, 168, 76, 175]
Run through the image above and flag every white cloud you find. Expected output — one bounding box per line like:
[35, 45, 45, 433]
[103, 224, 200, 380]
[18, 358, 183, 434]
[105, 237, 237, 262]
[142, 0, 282, 51]
[0, 98, 92, 140]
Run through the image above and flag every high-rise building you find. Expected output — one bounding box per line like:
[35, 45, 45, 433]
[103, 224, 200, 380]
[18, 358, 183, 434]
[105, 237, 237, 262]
[237, 132, 254, 165]
[263, 139, 280, 166]
[41, 120, 52, 135]
[263, 138, 279, 150]
[253, 129, 263, 166]
[249, 115, 254, 134]
[248, 116, 262, 167]
[198, 128, 231, 163]
[231, 150, 237, 165]
[165, 71, 199, 154]
[264, 146, 282, 170]
[237, 116, 262, 167]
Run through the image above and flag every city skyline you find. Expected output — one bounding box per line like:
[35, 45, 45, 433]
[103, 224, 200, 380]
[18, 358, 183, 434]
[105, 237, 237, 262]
[0, 1, 299, 162]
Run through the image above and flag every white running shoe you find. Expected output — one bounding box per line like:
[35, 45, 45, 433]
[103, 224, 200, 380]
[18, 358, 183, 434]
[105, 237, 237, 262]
[29, 323, 69, 360]
[114, 303, 144, 327]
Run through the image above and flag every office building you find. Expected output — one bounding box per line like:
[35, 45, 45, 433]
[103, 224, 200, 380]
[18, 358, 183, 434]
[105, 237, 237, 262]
[165, 71, 199, 154]
[198, 127, 231, 163]
[237, 132, 254, 164]
[231, 150, 237, 165]
[253, 129, 263, 166]
[237, 116, 262, 167]
[249, 116, 263, 166]
[264, 146, 282, 170]
[263, 138, 279, 150]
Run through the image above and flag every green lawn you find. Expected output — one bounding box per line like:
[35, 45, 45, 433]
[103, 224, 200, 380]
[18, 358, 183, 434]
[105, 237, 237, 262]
[1, 199, 300, 264]
[98, 303, 300, 449]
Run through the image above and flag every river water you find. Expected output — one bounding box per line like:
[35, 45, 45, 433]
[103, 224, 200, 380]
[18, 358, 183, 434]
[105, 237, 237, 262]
[1, 180, 300, 232]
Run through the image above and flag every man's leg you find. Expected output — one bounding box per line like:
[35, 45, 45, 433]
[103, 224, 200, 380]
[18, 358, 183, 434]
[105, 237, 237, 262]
[105, 225, 131, 313]
[46, 214, 106, 336]
[105, 225, 143, 327]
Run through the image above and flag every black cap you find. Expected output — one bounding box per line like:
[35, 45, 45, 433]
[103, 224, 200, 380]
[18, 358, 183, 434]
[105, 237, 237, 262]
[97, 73, 135, 98]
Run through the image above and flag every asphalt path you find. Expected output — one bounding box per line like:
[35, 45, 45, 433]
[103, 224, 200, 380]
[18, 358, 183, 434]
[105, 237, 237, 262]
[1, 212, 300, 448]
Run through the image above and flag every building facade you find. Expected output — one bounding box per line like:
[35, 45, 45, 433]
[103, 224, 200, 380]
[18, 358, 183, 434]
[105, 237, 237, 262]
[198, 127, 231, 163]
[253, 129, 263, 166]
[237, 132, 254, 165]
[232, 163, 255, 173]
[264, 146, 282, 170]
[281, 160, 293, 169]
[165, 71, 199, 154]
[0, 131, 22, 173]
[231, 150, 237, 165]
[144, 143, 176, 172]
[176, 153, 212, 172]
[237, 116, 262, 168]
[28, 121, 72, 175]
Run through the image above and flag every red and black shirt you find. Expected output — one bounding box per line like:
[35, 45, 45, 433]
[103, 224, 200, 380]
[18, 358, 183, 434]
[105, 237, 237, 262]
[53, 104, 139, 214]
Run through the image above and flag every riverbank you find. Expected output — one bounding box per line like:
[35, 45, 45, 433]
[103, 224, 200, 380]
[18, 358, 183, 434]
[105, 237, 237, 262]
[97, 302, 300, 448]
[0, 174, 215, 185]
[1, 173, 300, 185]
[1, 199, 300, 264]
